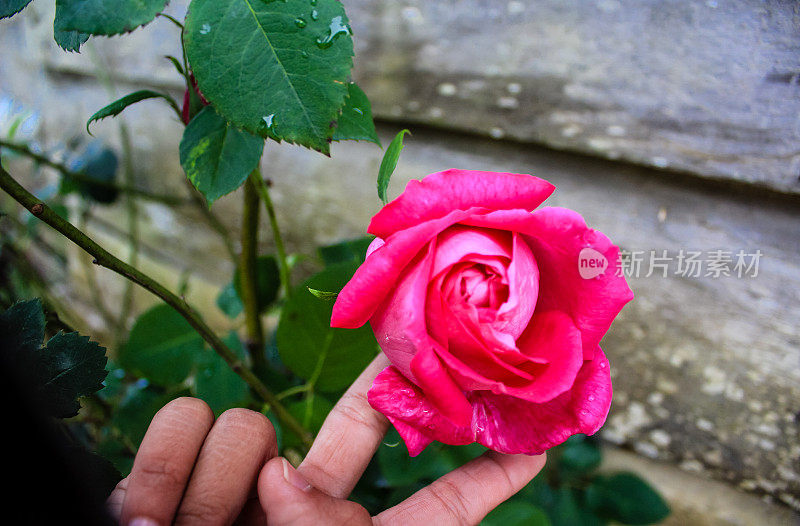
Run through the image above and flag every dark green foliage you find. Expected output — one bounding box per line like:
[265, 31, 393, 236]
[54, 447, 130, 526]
[120, 303, 204, 386]
[318, 236, 373, 266]
[233, 255, 280, 314]
[0, 0, 31, 19]
[0, 297, 44, 354]
[192, 332, 250, 416]
[378, 428, 452, 486]
[586, 473, 671, 525]
[54, 1, 90, 52]
[277, 262, 378, 392]
[87, 90, 178, 133]
[180, 106, 265, 204]
[482, 501, 551, 526]
[377, 129, 410, 204]
[184, 0, 354, 154]
[332, 83, 381, 146]
[216, 281, 244, 319]
[35, 331, 109, 418]
[559, 434, 602, 478]
[283, 395, 334, 449]
[62, 141, 119, 204]
[0, 299, 108, 418]
[54, 0, 168, 36]
[113, 384, 181, 446]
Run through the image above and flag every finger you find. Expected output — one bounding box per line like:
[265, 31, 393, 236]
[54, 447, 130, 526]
[298, 353, 390, 498]
[175, 408, 277, 525]
[374, 450, 546, 526]
[120, 397, 214, 526]
[258, 457, 372, 526]
[106, 476, 128, 520]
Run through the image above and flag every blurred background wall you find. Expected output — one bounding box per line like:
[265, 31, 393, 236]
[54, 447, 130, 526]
[1, 1, 798, 523]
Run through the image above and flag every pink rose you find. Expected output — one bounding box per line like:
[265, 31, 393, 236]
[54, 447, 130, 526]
[331, 169, 633, 456]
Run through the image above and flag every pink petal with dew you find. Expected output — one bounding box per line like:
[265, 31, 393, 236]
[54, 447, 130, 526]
[368, 241, 438, 378]
[410, 346, 473, 427]
[368, 348, 613, 456]
[461, 207, 633, 359]
[369, 169, 555, 239]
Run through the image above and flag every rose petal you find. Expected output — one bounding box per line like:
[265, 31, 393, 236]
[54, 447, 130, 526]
[369, 169, 555, 239]
[391, 418, 434, 456]
[514, 310, 584, 402]
[410, 346, 473, 427]
[369, 241, 438, 377]
[432, 225, 512, 276]
[332, 208, 483, 328]
[494, 233, 539, 339]
[370, 348, 613, 456]
[368, 365, 472, 456]
[460, 207, 634, 359]
[472, 347, 613, 454]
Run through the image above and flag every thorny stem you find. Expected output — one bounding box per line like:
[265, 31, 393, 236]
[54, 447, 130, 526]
[0, 160, 314, 449]
[249, 169, 292, 300]
[241, 177, 267, 374]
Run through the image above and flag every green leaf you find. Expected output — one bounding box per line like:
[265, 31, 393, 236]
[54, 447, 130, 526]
[233, 255, 280, 314]
[0, 299, 108, 418]
[54, 27, 90, 53]
[36, 331, 108, 418]
[180, 106, 264, 205]
[184, 0, 354, 154]
[164, 55, 185, 76]
[585, 473, 670, 525]
[87, 90, 179, 134]
[54, 1, 89, 52]
[62, 141, 119, 204]
[193, 332, 250, 415]
[559, 434, 602, 476]
[318, 236, 373, 266]
[307, 287, 337, 301]
[277, 262, 378, 392]
[482, 501, 551, 526]
[0, 298, 45, 355]
[216, 281, 244, 319]
[549, 487, 606, 526]
[332, 83, 381, 146]
[283, 395, 334, 449]
[113, 385, 179, 446]
[378, 428, 451, 486]
[120, 303, 205, 386]
[54, 0, 169, 36]
[377, 129, 410, 204]
[0, 0, 32, 19]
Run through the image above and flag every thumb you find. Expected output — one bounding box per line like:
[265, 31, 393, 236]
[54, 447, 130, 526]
[258, 457, 372, 526]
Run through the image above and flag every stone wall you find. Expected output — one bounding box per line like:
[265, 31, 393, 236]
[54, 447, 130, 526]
[1, 0, 798, 521]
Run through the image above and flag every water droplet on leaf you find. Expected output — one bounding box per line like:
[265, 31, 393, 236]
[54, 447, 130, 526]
[295, 17, 307, 28]
[310, 9, 319, 21]
[199, 23, 211, 35]
[316, 16, 351, 49]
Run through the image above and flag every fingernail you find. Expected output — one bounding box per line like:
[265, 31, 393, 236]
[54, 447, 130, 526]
[281, 457, 311, 491]
[129, 519, 159, 526]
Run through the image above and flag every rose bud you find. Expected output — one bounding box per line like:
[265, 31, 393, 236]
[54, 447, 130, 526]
[331, 169, 633, 456]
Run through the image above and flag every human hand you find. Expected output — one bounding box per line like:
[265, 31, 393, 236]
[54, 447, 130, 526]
[107, 355, 546, 525]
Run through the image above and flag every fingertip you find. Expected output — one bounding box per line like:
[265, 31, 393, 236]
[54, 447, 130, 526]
[487, 450, 547, 487]
[216, 407, 278, 458]
[158, 396, 214, 426]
